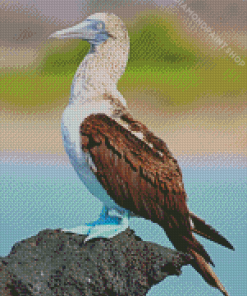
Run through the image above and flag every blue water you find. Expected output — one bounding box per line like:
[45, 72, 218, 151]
[1, 162, 246, 296]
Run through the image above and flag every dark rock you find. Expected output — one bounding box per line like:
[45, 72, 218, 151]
[0, 228, 193, 296]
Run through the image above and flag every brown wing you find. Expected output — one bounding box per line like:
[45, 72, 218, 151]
[80, 113, 213, 265]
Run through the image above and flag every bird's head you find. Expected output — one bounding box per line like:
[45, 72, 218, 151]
[49, 13, 128, 47]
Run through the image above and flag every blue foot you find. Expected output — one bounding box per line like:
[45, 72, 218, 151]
[62, 206, 130, 242]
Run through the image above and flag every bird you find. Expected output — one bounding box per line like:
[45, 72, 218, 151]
[49, 13, 234, 296]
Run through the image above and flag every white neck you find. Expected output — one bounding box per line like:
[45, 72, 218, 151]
[70, 37, 129, 106]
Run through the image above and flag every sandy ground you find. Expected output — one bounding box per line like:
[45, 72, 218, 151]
[1, 92, 246, 167]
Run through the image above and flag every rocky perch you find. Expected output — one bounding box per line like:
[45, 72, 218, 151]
[0, 228, 193, 295]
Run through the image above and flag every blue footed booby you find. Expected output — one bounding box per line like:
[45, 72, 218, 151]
[50, 13, 234, 296]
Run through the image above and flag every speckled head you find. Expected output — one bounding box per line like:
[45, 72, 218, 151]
[50, 13, 130, 105]
[87, 13, 129, 44]
[49, 12, 129, 47]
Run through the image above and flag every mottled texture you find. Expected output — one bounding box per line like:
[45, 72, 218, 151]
[70, 13, 129, 105]
[81, 113, 230, 266]
[0, 229, 193, 296]
[56, 12, 234, 296]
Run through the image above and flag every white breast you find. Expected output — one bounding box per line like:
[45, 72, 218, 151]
[61, 99, 127, 213]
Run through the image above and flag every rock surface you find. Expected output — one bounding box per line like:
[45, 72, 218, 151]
[0, 228, 193, 295]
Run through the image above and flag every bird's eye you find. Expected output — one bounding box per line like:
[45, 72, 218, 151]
[96, 22, 103, 30]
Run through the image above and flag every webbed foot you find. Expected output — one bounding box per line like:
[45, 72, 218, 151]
[62, 206, 130, 242]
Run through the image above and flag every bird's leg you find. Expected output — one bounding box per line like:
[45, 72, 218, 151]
[85, 206, 121, 226]
[62, 206, 130, 242]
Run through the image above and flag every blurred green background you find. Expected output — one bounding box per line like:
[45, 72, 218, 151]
[1, 10, 246, 112]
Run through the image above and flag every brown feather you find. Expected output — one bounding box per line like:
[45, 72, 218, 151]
[80, 113, 233, 295]
[190, 212, 234, 250]
[190, 249, 230, 296]
[80, 114, 214, 262]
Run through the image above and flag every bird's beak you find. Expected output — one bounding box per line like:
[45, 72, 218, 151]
[49, 20, 97, 40]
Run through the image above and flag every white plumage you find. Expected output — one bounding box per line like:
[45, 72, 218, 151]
[58, 13, 132, 218]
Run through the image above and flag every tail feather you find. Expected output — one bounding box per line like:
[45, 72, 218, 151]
[190, 249, 230, 296]
[190, 212, 234, 250]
